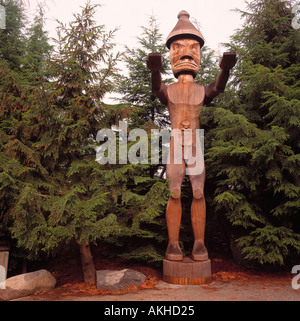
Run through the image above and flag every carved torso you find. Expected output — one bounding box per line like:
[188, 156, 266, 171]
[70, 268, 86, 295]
[167, 82, 205, 131]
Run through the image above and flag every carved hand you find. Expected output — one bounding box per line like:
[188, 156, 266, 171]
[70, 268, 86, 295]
[219, 52, 237, 71]
[147, 53, 162, 72]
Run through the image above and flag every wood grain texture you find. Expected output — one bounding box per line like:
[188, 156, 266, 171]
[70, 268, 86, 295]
[163, 257, 212, 285]
[163, 275, 212, 285]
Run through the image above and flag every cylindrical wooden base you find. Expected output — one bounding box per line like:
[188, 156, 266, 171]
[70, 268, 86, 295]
[163, 257, 212, 285]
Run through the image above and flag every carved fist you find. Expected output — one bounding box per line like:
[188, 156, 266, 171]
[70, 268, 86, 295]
[219, 52, 237, 71]
[147, 53, 162, 72]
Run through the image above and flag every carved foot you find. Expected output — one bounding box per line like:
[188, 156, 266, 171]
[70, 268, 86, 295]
[192, 241, 208, 261]
[165, 243, 183, 261]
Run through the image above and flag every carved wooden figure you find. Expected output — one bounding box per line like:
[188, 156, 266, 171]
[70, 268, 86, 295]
[147, 10, 237, 266]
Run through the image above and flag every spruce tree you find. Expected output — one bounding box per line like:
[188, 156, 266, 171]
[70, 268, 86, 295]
[92, 162, 169, 263]
[99, 15, 172, 262]
[22, 4, 52, 80]
[116, 15, 171, 128]
[204, 0, 300, 267]
[1, 1, 122, 280]
[0, 1, 169, 277]
[0, 0, 26, 72]
[45, 2, 122, 282]
[0, 3, 54, 263]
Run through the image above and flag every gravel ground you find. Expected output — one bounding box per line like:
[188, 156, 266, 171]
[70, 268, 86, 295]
[13, 278, 300, 301]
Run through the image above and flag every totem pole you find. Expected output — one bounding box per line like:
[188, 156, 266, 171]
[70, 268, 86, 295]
[147, 10, 237, 284]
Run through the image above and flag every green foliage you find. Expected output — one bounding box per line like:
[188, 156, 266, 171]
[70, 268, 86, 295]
[22, 4, 53, 79]
[203, 0, 300, 267]
[97, 16, 173, 262]
[116, 15, 172, 128]
[0, 2, 170, 266]
[42, 2, 123, 256]
[0, 2, 124, 263]
[237, 226, 300, 265]
[0, 56, 52, 260]
[0, 0, 26, 71]
[1, 0, 299, 270]
[93, 163, 169, 262]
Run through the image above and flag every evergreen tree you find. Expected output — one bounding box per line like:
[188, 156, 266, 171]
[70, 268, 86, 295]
[116, 15, 171, 128]
[204, 0, 300, 267]
[45, 2, 122, 282]
[1, 1, 123, 281]
[100, 15, 172, 262]
[0, 40, 53, 263]
[93, 162, 169, 263]
[0, 0, 53, 265]
[22, 4, 52, 79]
[0, 1, 168, 277]
[0, 0, 26, 72]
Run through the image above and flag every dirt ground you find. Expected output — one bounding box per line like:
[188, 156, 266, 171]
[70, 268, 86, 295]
[15, 279, 300, 302]
[11, 254, 300, 301]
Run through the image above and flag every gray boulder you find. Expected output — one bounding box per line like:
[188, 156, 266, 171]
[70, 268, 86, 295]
[0, 269, 56, 301]
[96, 269, 147, 291]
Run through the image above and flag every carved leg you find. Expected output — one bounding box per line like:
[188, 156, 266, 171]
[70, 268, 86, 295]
[191, 197, 208, 261]
[166, 196, 183, 261]
[165, 141, 185, 261]
[188, 160, 208, 261]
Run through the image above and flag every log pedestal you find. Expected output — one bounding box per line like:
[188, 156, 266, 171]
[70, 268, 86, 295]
[163, 257, 212, 285]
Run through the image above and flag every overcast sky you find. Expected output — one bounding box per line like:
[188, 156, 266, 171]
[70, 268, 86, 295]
[27, 0, 247, 52]
[26, 0, 248, 102]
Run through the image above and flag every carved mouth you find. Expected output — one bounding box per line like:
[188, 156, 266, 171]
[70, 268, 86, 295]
[174, 60, 197, 68]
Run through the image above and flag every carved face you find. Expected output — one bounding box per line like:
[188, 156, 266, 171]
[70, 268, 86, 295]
[170, 38, 201, 78]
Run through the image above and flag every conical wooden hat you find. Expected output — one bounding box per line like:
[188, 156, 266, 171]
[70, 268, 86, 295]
[166, 10, 205, 49]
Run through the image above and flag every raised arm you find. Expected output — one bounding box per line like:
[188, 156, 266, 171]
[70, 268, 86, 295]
[146, 53, 168, 105]
[204, 52, 237, 105]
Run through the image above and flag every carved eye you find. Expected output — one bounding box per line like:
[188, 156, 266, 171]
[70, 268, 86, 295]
[191, 43, 199, 52]
[172, 43, 180, 52]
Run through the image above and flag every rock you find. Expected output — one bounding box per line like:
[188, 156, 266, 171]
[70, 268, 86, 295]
[155, 280, 185, 289]
[0, 269, 56, 301]
[96, 269, 147, 291]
